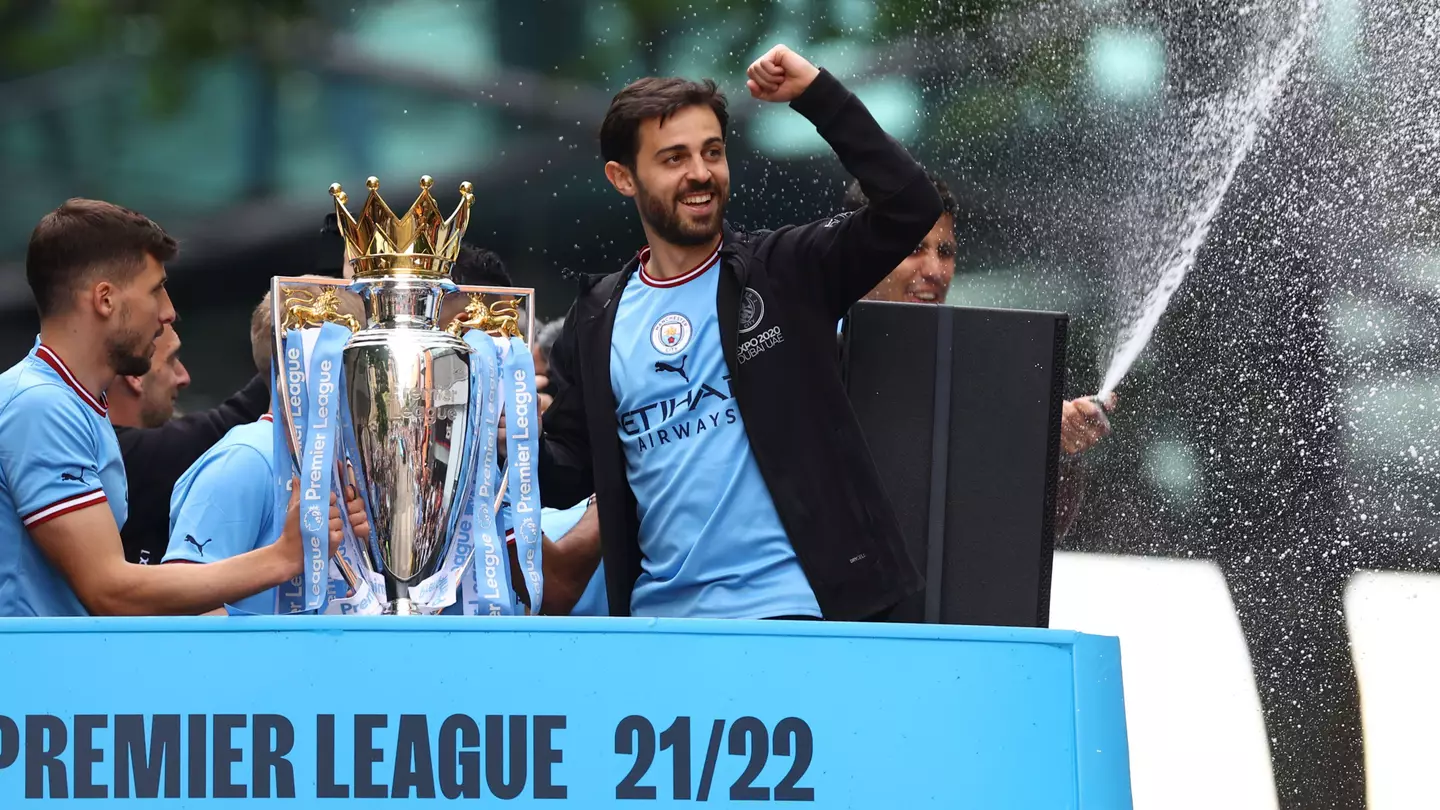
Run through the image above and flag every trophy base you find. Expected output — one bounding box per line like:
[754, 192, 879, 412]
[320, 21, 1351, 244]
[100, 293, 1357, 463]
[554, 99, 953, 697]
[387, 597, 420, 616]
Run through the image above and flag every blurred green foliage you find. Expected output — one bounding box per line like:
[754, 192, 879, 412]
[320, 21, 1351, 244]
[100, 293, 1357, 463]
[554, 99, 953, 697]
[0, 0, 314, 113]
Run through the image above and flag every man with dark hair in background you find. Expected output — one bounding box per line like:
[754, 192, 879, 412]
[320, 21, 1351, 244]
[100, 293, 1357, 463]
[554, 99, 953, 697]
[539, 45, 943, 621]
[841, 176, 1114, 537]
[0, 198, 345, 616]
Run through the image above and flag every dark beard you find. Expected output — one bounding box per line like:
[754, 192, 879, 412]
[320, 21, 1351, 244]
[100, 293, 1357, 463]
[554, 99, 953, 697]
[107, 330, 152, 377]
[635, 177, 725, 247]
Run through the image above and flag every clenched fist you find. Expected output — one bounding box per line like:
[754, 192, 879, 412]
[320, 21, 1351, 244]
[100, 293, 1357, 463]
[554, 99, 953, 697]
[746, 44, 821, 103]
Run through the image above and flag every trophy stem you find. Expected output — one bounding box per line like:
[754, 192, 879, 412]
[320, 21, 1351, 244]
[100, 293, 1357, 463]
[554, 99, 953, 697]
[389, 597, 418, 616]
[356, 279, 446, 331]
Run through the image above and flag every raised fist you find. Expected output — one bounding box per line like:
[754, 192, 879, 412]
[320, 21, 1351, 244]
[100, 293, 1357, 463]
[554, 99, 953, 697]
[746, 44, 821, 103]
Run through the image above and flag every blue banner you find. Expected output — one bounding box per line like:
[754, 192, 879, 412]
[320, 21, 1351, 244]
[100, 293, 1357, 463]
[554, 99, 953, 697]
[503, 336, 543, 614]
[0, 619, 1133, 807]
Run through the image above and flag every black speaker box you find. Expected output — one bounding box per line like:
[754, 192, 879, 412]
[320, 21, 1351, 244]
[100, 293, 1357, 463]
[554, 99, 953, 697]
[841, 301, 1068, 628]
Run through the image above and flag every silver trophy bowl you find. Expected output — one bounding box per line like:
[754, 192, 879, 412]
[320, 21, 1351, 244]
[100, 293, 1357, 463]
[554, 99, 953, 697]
[343, 278, 476, 614]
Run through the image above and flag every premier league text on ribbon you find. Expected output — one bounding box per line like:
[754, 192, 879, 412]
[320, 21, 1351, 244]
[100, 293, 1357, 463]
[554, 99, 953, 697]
[509, 366, 540, 592]
[303, 356, 335, 597]
[0, 713, 816, 801]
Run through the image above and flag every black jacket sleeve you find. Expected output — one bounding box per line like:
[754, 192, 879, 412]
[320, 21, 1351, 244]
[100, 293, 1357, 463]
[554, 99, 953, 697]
[537, 300, 595, 508]
[780, 69, 944, 321]
[123, 370, 270, 479]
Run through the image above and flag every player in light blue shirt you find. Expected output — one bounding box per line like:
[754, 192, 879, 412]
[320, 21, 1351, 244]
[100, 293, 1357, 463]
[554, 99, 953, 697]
[611, 247, 822, 619]
[1, 200, 356, 617]
[0, 343, 131, 616]
[163, 290, 370, 615]
[162, 415, 281, 613]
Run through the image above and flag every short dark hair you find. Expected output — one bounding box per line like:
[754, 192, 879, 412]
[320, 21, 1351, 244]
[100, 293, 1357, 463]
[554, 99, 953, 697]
[599, 77, 729, 167]
[843, 173, 958, 220]
[26, 198, 178, 317]
[452, 245, 513, 287]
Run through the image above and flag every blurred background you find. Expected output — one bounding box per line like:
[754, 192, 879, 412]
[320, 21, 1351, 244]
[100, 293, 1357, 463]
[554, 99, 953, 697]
[3, 1, 1438, 808]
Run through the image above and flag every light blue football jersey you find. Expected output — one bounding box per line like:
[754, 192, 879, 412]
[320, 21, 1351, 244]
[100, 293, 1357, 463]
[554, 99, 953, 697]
[162, 415, 278, 615]
[541, 500, 607, 616]
[0, 344, 129, 617]
[609, 247, 821, 619]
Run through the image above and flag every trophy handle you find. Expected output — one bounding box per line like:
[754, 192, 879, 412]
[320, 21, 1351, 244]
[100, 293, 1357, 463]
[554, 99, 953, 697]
[268, 275, 376, 599]
[446, 284, 535, 544]
[446, 285, 536, 343]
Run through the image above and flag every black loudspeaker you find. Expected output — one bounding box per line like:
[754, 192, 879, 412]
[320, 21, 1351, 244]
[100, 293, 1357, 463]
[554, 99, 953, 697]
[841, 301, 1068, 628]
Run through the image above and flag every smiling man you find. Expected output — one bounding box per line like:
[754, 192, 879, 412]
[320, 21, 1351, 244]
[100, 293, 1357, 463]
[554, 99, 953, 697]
[538, 45, 943, 621]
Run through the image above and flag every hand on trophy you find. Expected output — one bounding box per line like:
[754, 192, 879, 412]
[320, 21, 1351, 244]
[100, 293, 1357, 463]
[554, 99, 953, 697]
[343, 484, 371, 543]
[272, 480, 355, 578]
[746, 44, 820, 103]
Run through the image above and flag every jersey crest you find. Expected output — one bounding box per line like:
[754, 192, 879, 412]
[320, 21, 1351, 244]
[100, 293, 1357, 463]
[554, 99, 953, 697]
[651, 313, 693, 355]
[739, 288, 765, 333]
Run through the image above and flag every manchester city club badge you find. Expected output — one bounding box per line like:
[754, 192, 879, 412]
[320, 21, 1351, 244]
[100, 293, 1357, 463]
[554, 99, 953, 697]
[651, 313, 692, 355]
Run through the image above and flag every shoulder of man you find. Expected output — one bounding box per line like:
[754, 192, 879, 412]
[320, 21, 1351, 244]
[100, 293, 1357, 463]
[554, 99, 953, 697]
[2, 379, 95, 431]
[561, 255, 640, 309]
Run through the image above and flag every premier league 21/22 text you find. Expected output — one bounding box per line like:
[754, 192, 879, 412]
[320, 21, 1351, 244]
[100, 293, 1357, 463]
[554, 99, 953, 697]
[0, 713, 816, 802]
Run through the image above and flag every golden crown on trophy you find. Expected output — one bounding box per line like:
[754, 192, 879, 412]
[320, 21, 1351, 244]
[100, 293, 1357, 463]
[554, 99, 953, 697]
[329, 175, 474, 278]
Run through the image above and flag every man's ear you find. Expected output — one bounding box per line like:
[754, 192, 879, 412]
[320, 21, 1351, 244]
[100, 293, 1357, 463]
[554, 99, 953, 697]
[91, 280, 117, 318]
[604, 161, 637, 198]
[120, 375, 145, 397]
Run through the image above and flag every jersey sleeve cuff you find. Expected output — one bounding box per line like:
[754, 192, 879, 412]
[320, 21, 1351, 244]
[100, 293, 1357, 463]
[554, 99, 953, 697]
[22, 489, 107, 528]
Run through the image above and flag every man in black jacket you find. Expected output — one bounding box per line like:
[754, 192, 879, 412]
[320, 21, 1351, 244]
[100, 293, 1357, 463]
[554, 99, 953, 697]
[539, 44, 942, 621]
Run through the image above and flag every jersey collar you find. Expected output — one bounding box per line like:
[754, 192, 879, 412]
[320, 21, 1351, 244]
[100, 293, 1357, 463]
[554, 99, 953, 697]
[638, 244, 721, 288]
[35, 344, 108, 417]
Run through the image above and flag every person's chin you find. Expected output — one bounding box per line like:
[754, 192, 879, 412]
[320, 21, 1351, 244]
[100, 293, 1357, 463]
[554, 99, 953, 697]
[680, 216, 722, 243]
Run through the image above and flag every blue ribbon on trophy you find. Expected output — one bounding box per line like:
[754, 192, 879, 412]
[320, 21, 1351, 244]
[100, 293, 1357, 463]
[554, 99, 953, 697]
[324, 393, 383, 616]
[292, 322, 347, 613]
[326, 339, 385, 615]
[501, 334, 543, 613]
[242, 316, 382, 617]
[410, 327, 515, 614]
[464, 330, 514, 615]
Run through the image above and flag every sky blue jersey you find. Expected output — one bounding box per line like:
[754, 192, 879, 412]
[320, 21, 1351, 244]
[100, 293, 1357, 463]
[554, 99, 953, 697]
[162, 415, 278, 614]
[0, 344, 128, 617]
[609, 247, 820, 619]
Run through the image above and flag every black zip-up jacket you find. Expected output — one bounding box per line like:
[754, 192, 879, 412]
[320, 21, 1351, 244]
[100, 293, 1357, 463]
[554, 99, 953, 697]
[539, 69, 943, 621]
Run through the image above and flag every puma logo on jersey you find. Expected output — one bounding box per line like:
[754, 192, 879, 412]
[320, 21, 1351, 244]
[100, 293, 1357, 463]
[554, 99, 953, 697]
[184, 535, 214, 556]
[59, 470, 86, 483]
[654, 354, 689, 382]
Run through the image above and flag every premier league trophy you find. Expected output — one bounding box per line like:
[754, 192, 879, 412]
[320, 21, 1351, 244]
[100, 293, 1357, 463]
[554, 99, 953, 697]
[265, 175, 542, 617]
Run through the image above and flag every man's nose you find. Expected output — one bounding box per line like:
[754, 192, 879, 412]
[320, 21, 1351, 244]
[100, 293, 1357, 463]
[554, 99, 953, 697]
[175, 361, 191, 390]
[685, 157, 712, 185]
[919, 251, 946, 281]
[159, 291, 177, 325]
